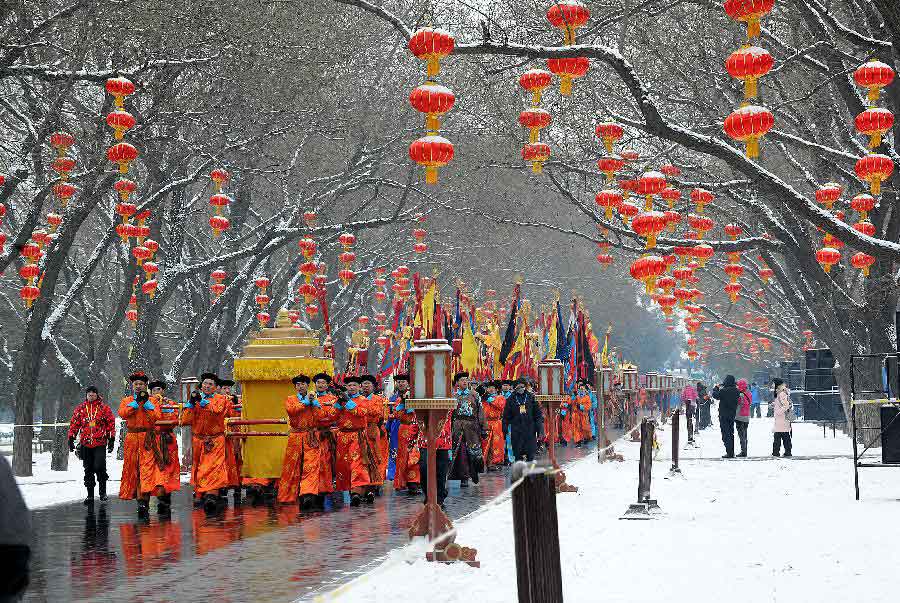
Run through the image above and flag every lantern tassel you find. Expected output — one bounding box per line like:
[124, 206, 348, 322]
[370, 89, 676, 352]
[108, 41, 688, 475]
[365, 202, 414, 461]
[531, 161, 543, 174]
[645, 234, 657, 249]
[868, 87, 880, 104]
[745, 137, 760, 159]
[667, 222, 675, 233]
[747, 17, 761, 39]
[425, 165, 438, 185]
[745, 78, 758, 99]
[559, 75, 573, 96]
[862, 266, 870, 277]
[532, 90, 542, 106]
[603, 137, 613, 154]
[869, 132, 882, 149]
[644, 196, 653, 211]
[529, 128, 539, 143]
[605, 207, 613, 220]
[426, 115, 440, 132]
[870, 177, 882, 196]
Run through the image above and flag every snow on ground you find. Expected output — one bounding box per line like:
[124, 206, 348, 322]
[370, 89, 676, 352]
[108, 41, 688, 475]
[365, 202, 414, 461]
[11, 448, 127, 509]
[323, 413, 899, 603]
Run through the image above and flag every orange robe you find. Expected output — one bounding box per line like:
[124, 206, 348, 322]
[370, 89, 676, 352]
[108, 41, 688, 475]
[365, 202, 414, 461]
[118, 395, 163, 499]
[334, 395, 373, 491]
[223, 397, 241, 488]
[181, 392, 230, 495]
[364, 394, 387, 487]
[152, 396, 181, 494]
[277, 394, 323, 503]
[574, 395, 592, 442]
[378, 400, 390, 482]
[481, 394, 506, 467]
[392, 399, 420, 490]
[559, 399, 574, 444]
[313, 393, 338, 494]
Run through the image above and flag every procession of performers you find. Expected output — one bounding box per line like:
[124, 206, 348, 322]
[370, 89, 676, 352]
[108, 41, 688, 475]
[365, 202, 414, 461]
[67, 370, 602, 515]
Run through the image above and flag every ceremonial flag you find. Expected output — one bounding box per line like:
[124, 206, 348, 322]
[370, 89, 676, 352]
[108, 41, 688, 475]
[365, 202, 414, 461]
[601, 324, 611, 367]
[499, 283, 521, 366]
[460, 311, 479, 373]
[420, 281, 436, 336]
[546, 310, 558, 360]
[555, 300, 568, 364]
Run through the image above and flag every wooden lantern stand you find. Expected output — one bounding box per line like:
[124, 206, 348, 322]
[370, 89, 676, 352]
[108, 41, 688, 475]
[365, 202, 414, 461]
[406, 339, 479, 567]
[536, 393, 578, 493]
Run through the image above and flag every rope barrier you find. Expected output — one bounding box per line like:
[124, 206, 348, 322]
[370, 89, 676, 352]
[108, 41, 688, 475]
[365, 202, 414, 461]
[10, 423, 71, 428]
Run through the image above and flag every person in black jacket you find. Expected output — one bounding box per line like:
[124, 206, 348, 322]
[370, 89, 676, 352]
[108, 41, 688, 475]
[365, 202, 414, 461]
[713, 375, 740, 458]
[501, 378, 544, 462]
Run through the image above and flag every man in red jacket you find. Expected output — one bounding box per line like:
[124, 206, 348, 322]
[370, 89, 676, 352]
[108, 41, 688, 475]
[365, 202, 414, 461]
[68, 386, 116, 505]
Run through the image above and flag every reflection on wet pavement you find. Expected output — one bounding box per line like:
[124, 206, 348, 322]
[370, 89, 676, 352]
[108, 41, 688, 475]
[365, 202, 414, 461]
[25, 441, 608, 602]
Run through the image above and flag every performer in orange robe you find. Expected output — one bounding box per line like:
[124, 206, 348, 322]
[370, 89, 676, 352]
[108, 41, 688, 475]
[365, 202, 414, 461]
[310, 372, 338, 507]
[118, 372, 162, 517]
[481, 381, 507, 470]
[574, 380, 593, 446]
[277, 375, 324, 508]
[390, 373, 420, 495]
[148, 380, 180, 515]
[333, 377, 373, 507]
[180, 372, 231, 513]
[359, 374, 386, 498]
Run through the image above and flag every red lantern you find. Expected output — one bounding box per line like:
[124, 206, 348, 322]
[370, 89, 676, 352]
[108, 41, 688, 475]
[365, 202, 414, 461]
[303, 211, 318, 228]
[210, 282, 226, 297]
[660, 187, 681, 209]
[850, 193, 876, 220]
[724, 223, 743, 239]
[413, 242, 428, 254]
[132, 245, 151, 265]
[815, 247, 841, 273]
[723, 0, 775, 39]
[595, 122, 624, 154]
[547, 56, 589, 96]
[659, 164, 681, 178]
[114, 178, 136, 201]
[408, 28, 455, 78]
[519, 108, 552, 143]
[313, 273, 327, 288]
[855, 108, 894, 148]
[636, 171, 667, 209]
[374, 290, 387, 302]
[142, 280, 158, 298]
[105, 76, 135, 108]
[107, 142, 138, 174]
[210, 168, 230, 192]
[620, 150, 639, 161]
[815, 183, 842, 210]
[724, 282, 743, 303]
[46, 213, 63, 232]
[723, 104, 774, 159]
[255, 294, 270, 307]
[0, 232, 6, 253]
[255, 277, 270, 291]
[142, 261, 158, 278]
[19, 264, 40, 282]
[20, 285, 40, 308]
[339, 251, 357, 265]
[724, 262, 745, 283]
[298, 237, 317, 258]
[412, 228, 427, 242]
[211, 269, 227, 282]
[106, 110, 136, 140]
[305, 304, 319, 317]
[853, 220, 876, 237]
[657, 276, 676, 293]
[410, 83, 456, 132]
[759, 267, 774, 283]
[631, 211, 668, 249]
[855, 154, 894, 195]
[618, 201, 639, 225]
[851, 252, 876, 277]
[338, 232, 356, 249]
[374, 277, 387, 288]
[688, 213, 715, 237]
[595, 253, 613, 268]
[299, 261, 318, 278]
[822, 233, 844, 250]
[209, 194, 232, 213]
[51, 157, 76, 179]
[522, 142, 551, 174]
[853, 58, 895, 104]
[257, 311, 271, 327]
[409, 134, 454, 185]
[288, 310, 301, 323]
[21, 242, 41, 262]
[692, 243, 714, 267]
[519, 69, 553, 105]
[397, 265, 410, 276]
[725, 45, 774, 99]
[49, 131, 75, 156]
[597, 155, 625, 182]
[595, 189, 623, 219]
[546, 1, 590, 45]
[339, 268, 356, 285]
[629, 255, 666, 294]
[690, 188, 714, 213]
[209, 215, 230, 236]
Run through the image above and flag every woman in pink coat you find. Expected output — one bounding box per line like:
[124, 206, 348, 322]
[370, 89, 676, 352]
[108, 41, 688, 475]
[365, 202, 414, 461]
[735, 379, 752, 457]
[772, 378, 793, 457]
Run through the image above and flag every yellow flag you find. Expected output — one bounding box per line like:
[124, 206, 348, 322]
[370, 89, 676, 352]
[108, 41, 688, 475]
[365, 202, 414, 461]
[461, 319, 479, 373]
[420, 282, 436, 336]
[547, 313, 558, 360]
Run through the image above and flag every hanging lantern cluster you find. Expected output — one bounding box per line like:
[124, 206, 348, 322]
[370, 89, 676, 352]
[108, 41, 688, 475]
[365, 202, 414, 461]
[722, 2, 776, 159]
[137, 225, 159, 299]
[210, 268, 227, 299]
[296, 210, 320, 316]
[848, 58, 895, 277]
[49, 131, 77, 225]
[0, 174, 6, 254]
[255, 276, 271, 327]
[105, 77, 139, 237]
[391, 264, 411, 301]
[408, 27, 456, 185]
[125, 285, 139, 326]
[546, 2, 590, 96]
[412, 214, 428, 254]
[338, 232, 356, 286]
[208, 168, 232, 237]
[519, 69, 553, 174]
[19, 238, 43, 308]
[373, 266, 388, 303]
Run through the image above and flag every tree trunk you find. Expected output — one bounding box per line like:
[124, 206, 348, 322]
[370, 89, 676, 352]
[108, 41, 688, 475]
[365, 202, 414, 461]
[50, 372, 82, 471]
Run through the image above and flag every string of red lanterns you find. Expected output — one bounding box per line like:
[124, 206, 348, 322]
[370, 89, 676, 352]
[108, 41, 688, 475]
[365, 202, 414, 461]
[408, 27, 455, 185]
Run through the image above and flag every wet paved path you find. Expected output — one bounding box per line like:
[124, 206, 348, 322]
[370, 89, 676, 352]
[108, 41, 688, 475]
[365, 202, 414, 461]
[24, 439, 611, 603]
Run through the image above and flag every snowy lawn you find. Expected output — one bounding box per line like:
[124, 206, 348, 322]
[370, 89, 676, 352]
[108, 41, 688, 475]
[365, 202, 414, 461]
[323, 414, 898, 603]
[12, 448, 127, 509]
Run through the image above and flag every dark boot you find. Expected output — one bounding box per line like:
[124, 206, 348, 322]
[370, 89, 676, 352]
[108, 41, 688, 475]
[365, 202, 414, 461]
[314, 494, 325, 509]
[202, 493, 219, 514]
[157, 494, 171, 515]
[364, 490, 376, 504]
[459, 479, 469, 488]
[349, 493, 362, 507]
[83, 487, 95, 506]
[300, 494, 315, 510]
[407, 484, 420, 496]
[137, 499, 150, 517]
[247, 487, 262, 506]
[98, 481, 107, 502]
[232, 489, 242, 506]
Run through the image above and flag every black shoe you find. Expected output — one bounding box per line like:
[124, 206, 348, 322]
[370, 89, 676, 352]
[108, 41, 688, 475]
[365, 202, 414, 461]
[783, 453, 792, 457]
[722, 454, 734, 458]
[137, 500, 150, 517]
[364, 491, 376, 504]
[300, 494, 316, 510]
[737, 452, 747, 457]
[407, 486, 420, 496]
[772, 452, 781, 457]
[575, 442, 583, 448]
[202, 494, 219, 514]
[560, 441, 568, 447]
[375, 486, 383, 497]
[98, 481, 107, 501]
[314, 494, 325, 509]
[350, 493, 362, 507]
[83, 496, 95, 506]
[232, 489, 242, 506]
[157, 501, 171, 515]
[459, 479, 469, 488]
[247, 488, 262, 506]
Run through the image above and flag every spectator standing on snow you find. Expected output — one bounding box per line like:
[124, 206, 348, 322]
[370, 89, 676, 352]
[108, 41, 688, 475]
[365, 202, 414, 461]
[696, 382, 711, 429]
[68, 386, 116, 505]
[713, 375, 740, 458]
[750, 382, 762, 417]
[772, 378, 793, 457]
[735, 379, 752, 457]
[681, 382, 698, 442]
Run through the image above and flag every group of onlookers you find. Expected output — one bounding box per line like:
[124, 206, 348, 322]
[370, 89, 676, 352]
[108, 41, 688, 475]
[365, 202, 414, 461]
[682, 376, 794, 458]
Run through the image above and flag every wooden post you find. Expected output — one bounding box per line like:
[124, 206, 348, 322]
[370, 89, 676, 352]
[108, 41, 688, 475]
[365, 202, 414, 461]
[637, 418, 654, 503]
[669, 408, 681, 475]
[511, 462, 564, 603]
